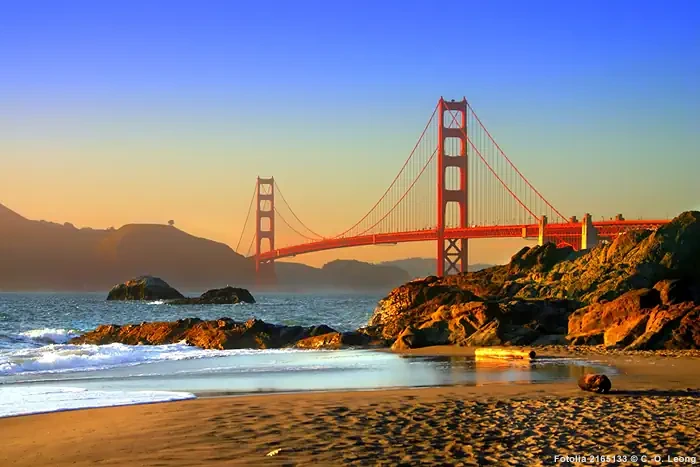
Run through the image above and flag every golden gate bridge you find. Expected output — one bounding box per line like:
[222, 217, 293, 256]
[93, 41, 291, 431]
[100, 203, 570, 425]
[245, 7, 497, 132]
[235, 97, 668, 280]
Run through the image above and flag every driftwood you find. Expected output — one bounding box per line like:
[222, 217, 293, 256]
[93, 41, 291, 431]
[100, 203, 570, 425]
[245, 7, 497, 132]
[474, 347, 536, 360]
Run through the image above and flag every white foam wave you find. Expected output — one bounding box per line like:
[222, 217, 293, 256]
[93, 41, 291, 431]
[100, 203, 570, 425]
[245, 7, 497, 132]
[0, 386, 195, 418]
[19, 328, 82, 344]
[0, 343, 304, 376]
[147, 300, 165, 305]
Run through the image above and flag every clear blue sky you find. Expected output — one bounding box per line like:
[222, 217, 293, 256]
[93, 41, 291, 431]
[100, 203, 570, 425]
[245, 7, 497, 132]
[1, 0, 698, 265]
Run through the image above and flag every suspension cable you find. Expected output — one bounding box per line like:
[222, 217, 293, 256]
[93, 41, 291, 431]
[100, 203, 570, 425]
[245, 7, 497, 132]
[333, 101, 439, 238]
[467, 102, 568, 221]
[235, 183, 257, 253]
[274, 207, 320, 241]
[274, 181, 325, 239]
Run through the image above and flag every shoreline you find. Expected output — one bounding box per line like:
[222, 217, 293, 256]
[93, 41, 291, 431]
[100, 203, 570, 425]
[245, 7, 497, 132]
[2, 346, 699, 466]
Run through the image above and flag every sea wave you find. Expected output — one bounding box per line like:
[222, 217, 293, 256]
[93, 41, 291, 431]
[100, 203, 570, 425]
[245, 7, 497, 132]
[0, 342, 305, 376]
[19, 328, 82, 344]
[0, 386, 195, 418]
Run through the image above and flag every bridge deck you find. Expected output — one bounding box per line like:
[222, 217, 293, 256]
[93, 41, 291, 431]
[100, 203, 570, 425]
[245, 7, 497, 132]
[256, 220, 669, 261]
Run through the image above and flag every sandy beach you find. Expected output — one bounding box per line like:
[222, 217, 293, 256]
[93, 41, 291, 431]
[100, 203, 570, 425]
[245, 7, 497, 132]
[2, 347, 699, 466]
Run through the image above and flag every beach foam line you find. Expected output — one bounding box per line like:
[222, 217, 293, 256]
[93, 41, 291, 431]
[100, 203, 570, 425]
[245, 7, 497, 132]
[18, 328, 82, 345]
[0, 342, 313, 376]
[0, 386, 195, 418]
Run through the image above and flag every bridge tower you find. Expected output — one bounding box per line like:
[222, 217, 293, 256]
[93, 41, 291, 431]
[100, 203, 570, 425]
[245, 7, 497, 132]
[255, 177, 276, 285]
[437, 97, 469, 276]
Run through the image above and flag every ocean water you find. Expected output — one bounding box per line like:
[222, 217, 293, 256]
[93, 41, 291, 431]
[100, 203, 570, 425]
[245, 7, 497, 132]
[0, 292, 615, 418]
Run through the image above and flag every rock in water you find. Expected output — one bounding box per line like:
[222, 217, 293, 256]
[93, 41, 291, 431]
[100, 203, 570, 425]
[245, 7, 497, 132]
[106, 276, 184, 301]
[199, 286, 255, 304]
[70, 318, 338, 349]
[168, 286, 255, 304]
[578, 374, 612, 393]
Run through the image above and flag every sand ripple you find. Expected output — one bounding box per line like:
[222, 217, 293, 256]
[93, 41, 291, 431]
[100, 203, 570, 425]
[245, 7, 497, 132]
[202, 393, 699, 466]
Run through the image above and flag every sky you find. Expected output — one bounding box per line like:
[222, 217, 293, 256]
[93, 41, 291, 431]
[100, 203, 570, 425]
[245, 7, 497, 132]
[2, 0, 699, 267]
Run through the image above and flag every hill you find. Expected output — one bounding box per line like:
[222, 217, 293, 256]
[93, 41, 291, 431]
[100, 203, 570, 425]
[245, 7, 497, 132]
[0, 204, 253, 291]
[275, 260, 410, 291]
[380, 258, 494, 279]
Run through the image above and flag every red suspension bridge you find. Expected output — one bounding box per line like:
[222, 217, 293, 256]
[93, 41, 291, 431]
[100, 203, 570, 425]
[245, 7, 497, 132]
[236, 97, 668, 280]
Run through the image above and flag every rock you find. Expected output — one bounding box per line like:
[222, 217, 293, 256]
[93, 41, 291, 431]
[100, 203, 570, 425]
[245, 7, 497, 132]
[463, 321, 503, 347]
[369, 277, 484, 340]
[168, 286, 256, 304]
[372, 283, 575, 350]
[106, 276, 184, 301]
[70, 318, 340, 350]
[567, 286, 700, 350]
[391, 327, 418, 351]
[390, 321, 453, 351]
[507, 243, 576, 275]
[654, 278, 699, 305]
[295, 331, 379, 350]
[577, 374, 612, 393]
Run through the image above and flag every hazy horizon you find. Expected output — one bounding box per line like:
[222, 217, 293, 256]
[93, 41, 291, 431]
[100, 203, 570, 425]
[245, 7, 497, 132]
[2, 0, 698, 267]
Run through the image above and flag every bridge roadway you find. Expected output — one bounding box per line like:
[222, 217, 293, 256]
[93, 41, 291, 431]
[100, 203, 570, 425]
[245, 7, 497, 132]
[257, 220, 669, 261]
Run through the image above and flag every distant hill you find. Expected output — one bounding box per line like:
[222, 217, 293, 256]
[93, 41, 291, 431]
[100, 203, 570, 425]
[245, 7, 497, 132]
[0, 203, 411, 292]
[380, 257, 495, 279]
[275, 260, 410, 291]
[277, 260, 410, 291]
[0, 204, 253, 291]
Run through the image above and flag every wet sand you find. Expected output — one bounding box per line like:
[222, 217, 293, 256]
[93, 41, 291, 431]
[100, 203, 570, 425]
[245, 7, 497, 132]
[2, 347, 699, 466]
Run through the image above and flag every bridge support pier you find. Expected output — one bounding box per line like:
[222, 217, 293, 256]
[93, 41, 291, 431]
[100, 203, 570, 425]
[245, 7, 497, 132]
[437, 97, 469, 276]
[444, 238, 468, 276]
[581, 213, 598, 250]
[255, 177, 277, 286]
[538, 215, 548, 246]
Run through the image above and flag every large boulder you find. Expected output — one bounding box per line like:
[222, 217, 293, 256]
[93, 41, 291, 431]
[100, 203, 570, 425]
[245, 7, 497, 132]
[70, 318, 339, 350]
[106, 276, 184, 301]
[578, 374, 612, 393]
[568, 282, 700, 350]
[169, 286, 255, 304]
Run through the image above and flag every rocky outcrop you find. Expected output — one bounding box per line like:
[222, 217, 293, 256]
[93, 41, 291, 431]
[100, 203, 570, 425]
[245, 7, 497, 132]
[368, 211, 700, 351]
[169, 286, 256, 304]
[437, 211, 700, 305]
[70, 318, 349, 350]
[106, 276, 184, 301]
[383, 293, 575, 351]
